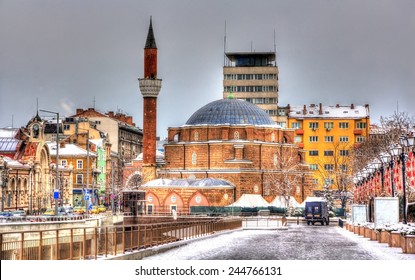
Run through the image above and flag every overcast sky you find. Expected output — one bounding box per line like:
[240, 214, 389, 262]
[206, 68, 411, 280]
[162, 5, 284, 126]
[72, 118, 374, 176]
[1, 0, 414, 137]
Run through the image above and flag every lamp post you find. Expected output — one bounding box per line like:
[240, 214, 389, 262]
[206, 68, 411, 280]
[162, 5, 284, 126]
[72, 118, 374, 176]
[1, 157, 10, 212]
[40, 109, 60, 216]
[29, 160, 34, 215]
[389, 145, 402, 197]
[398, 133, 415, 225]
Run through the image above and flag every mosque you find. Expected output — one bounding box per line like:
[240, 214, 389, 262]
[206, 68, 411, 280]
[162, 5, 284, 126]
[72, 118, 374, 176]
[132, 19, 313, 214]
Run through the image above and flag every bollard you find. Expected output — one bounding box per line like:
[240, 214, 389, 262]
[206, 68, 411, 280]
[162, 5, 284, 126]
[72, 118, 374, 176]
[297, 216, 299, 225]
[338, 219, 343, 228]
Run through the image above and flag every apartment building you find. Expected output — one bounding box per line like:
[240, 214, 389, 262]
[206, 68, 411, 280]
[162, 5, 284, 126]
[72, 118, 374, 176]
[287, 103, 370, 190]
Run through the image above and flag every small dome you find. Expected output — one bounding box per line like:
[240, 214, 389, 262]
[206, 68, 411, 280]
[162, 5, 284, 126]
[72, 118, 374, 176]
[185, 99, 275, 126]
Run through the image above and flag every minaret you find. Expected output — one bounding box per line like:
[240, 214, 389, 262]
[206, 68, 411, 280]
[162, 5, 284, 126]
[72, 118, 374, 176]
[139, 17, 162, 183]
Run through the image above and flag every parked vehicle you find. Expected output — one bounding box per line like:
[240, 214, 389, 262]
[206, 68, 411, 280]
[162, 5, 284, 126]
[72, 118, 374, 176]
[305, 201, 329, 226]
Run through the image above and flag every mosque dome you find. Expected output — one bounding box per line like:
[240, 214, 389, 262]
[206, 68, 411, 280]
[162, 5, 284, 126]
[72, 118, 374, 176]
[185, 99, 275, 126]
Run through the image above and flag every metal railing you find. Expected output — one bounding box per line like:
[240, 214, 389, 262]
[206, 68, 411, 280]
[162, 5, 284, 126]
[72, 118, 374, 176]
[0, 218, 242, 260]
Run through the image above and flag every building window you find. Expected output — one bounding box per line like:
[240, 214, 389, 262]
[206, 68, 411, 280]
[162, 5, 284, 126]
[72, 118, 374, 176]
[324, 164, 334, 171]
[312, 179, 319, 185]
[61, 160, 67, 167]
[309, 122, 318, 130]
[192, 152, 197, 165]
[324, 122, 334, 130]
[309, 164, 318, 170]
[339, 122, 349, 129]
[273, 153, 278, 167]
[339, 136, 349, 142]
[76, 174, 83, 185]
[356, 136, 366, 143]
[63, 124, 70, 131]
[356, 122, 366, 129]
[324, 150, 334, 156]
[291, 122, 301, 129]
[309, 136, 318, 142]
[234, 131, 239, 140]
[309, 150, 319, 156]
[294, 136, 302, 143]
[340, 164, 348, 171]
[77, 160, 83, 169]
[324, 136, 334, 142]
[194, 131, 199, 141]
[271, 133, 275, 142]
[324, 178, 334, 185]
[276, 122, 287, 128]
[340, 150, 349, 156]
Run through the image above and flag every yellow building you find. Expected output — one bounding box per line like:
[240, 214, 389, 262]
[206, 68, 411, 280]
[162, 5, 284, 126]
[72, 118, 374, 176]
[287, 103, 370, 191]
[48, 142, 98, 207]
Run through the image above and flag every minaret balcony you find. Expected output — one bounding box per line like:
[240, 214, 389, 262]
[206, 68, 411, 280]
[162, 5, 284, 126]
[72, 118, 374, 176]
[139, 78, 162, 98]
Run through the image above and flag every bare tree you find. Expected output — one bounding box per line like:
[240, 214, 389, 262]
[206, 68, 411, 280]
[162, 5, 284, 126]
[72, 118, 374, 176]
[316, 141, 353, 212]
[265, 145, 306, 212]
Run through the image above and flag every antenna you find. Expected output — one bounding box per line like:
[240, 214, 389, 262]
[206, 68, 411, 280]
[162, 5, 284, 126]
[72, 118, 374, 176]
[224, 20, 227, 66]
[251, 40, 253, 52]
[93, 96, 96, 109]
[274, 29, 277, 54]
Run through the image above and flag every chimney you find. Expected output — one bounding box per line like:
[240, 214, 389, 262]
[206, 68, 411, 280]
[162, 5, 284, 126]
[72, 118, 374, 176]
[76, 109, 83, 114]
[108, 111, 114, 118]
[351, 103, 355, 109]
[319, 103, 323, 115]
[303, 105, 307, 115]
[336, 104, 340, 108]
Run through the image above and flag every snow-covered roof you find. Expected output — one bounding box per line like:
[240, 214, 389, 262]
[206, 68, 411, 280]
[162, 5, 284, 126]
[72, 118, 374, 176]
[0, 128, 18, 138]
[47, 142, 97, 157]
[142, 177, 234, 189]
[89, 139, 103, 147]
[227, 194, 270, 207]
[289, 104, 369, 119]
[270, 196, 300, 208]
[135, 150, 165, 162]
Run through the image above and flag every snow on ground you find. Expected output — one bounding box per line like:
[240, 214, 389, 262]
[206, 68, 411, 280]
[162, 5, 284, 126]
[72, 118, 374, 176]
[336, 227, 415, 260]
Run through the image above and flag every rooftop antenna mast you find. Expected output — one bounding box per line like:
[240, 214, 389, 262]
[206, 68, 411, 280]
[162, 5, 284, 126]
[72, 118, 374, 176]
[224, 20, 227, 66]
[274, 29, 277, 66]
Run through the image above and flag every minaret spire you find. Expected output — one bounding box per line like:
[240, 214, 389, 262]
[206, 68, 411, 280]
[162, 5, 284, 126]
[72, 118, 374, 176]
[145, 16, 157, 49]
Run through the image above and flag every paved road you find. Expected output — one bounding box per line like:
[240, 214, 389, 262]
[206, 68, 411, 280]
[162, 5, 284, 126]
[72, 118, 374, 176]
[143, 224, 415, 260]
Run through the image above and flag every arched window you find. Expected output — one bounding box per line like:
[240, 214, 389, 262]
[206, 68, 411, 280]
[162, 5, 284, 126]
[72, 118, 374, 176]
[271, 133, 275, 142]
[234, 131, 239, 140]
[273, 153, 278, 167]
[173, 133, 180, 142]
[192, 152, 197, 165]
[194, 131, 199, 141]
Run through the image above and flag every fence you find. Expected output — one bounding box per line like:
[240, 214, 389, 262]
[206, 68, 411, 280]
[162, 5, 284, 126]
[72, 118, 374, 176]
[0, 217, 241, 260]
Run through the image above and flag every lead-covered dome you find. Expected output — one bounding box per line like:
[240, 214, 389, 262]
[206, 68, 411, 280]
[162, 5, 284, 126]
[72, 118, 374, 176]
[185, 99, 275, 126]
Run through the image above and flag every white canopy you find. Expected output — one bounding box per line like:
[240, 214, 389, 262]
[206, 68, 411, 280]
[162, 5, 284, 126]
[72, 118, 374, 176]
[299, 196, 326, 207]
[228, 194, 270, 208]
[270, 196, 300, 208]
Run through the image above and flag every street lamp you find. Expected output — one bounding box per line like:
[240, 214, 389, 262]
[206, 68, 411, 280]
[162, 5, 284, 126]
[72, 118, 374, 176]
[0, 157, 10, 212]
[28, 159, 34, 215]
[389, 145, 401, 197]
[398, 133, 415, 224]
[40, 109, 60, 216]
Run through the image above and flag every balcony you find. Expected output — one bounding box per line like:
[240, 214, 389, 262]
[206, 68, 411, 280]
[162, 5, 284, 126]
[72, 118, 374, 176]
[354, 129, 362, 135]
[295, 129, 304, 135]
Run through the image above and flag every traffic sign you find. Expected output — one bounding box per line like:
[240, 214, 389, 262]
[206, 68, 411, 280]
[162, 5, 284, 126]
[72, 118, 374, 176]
[84, 195, 89, 201]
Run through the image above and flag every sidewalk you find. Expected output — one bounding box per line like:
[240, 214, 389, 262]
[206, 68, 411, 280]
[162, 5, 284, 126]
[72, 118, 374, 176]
[336, 226, 415, 260]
